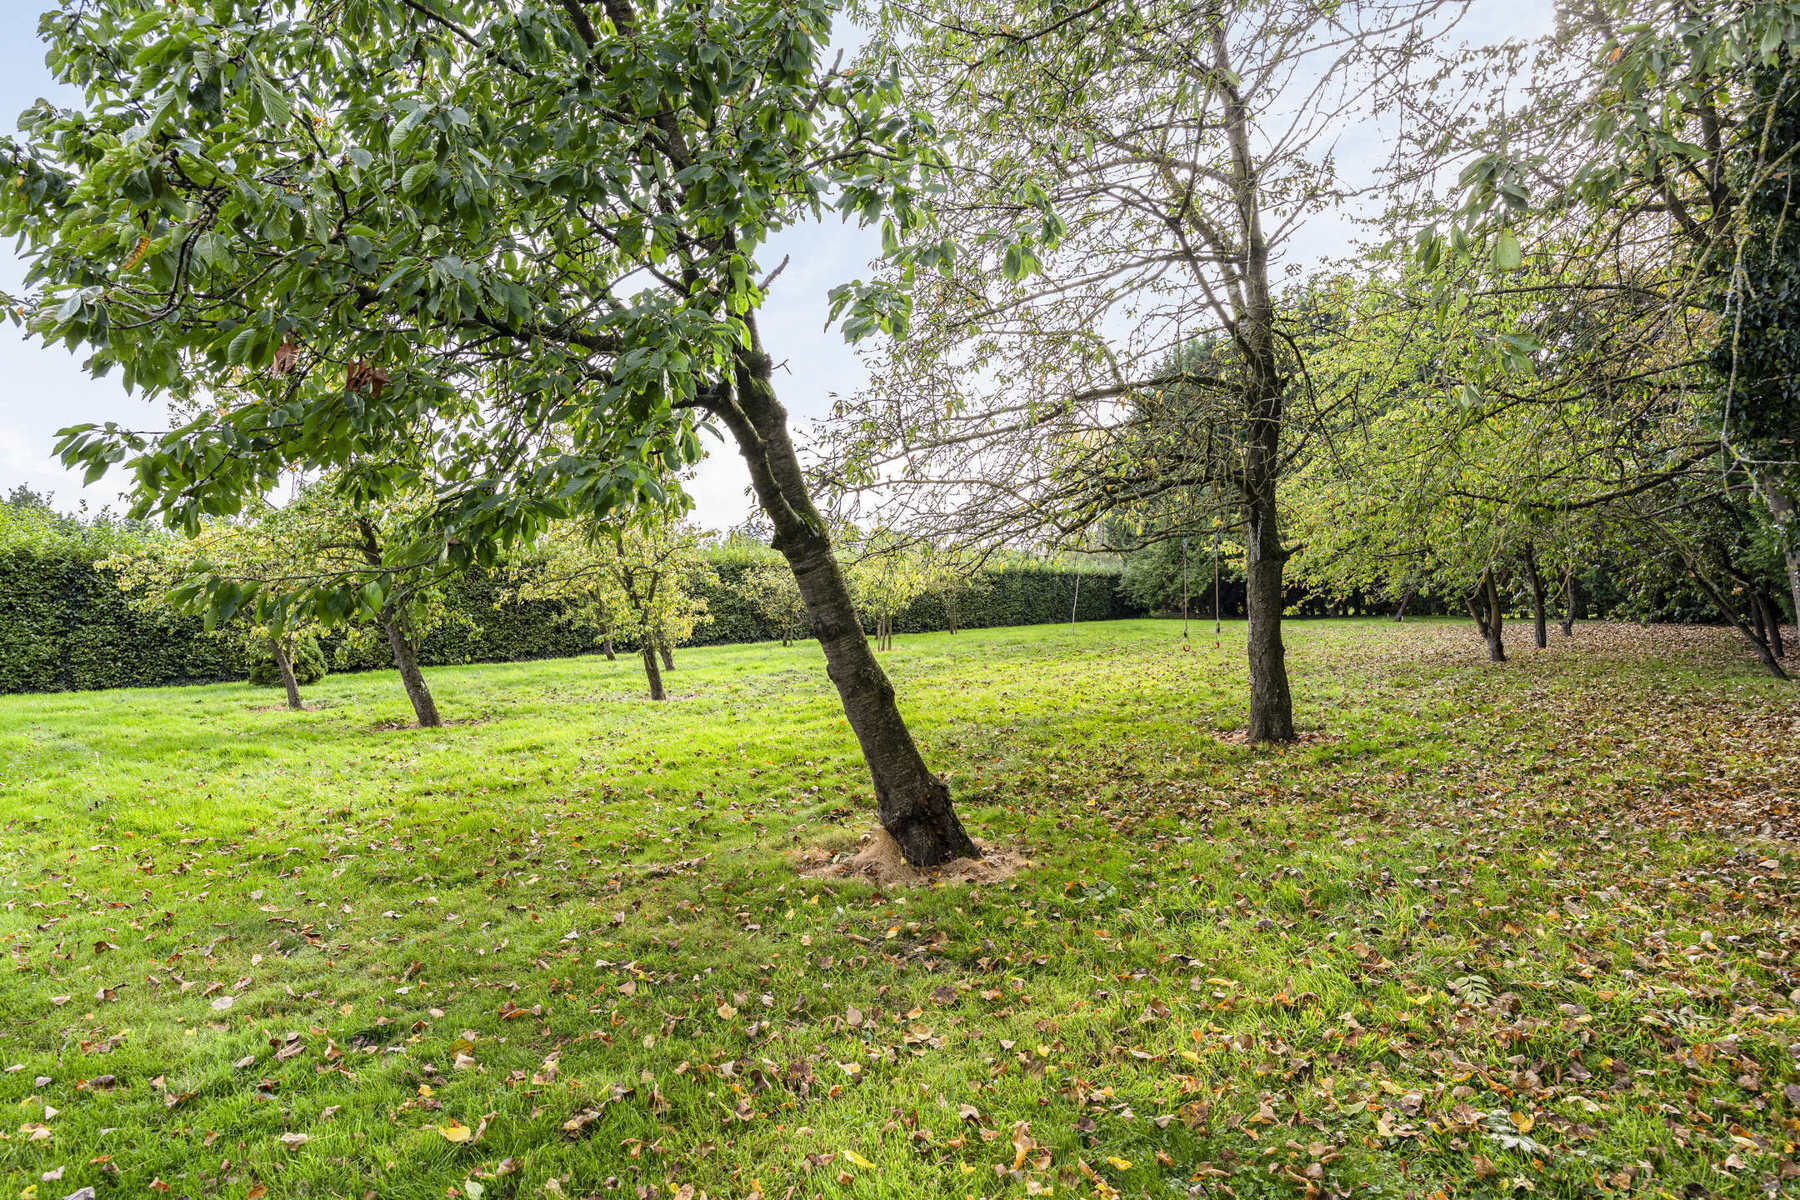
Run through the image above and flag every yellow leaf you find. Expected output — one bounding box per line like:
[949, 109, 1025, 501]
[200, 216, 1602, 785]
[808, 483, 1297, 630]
[1105, 1156, 1132, 1171]
[440, 1120, 473, 1144]
[844, 1149, 874, 1170]
[1511, 1111, 1533, 1133]
[716, 1003, 738, 1020]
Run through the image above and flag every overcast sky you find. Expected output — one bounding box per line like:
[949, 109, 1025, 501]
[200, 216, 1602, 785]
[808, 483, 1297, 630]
[0, 1, 1553, 526]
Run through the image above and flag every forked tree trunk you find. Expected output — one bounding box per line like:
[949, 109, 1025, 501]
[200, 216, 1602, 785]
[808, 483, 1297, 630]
[1244, 489, 1295, 743]
[713, 348, 977, 866]
[1467, 587, 1490, 640]
[383, 617, 443, 727]
[1756, 593, 1785, 659]
[1751, 592, 1770, 648]
[1561, 567, 1577, 637]
[271, 636, 303, 711]
[602, 634, 617, 662]
[1524, 544, 1548, 649]
[658, 638, 675, 671]
[1478, 569, 1506, 662]
[641, 636, 666, 701]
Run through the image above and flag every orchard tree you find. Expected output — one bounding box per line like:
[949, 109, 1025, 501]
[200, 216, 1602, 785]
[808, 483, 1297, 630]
[0, 0, 976, 862]
[736, 558, 809, 646]
[1408, 0, 1800, 659]
[845, 530, 927, 652]
[826, 0, 1467, 742]
[516, 518, 715, 699]
[102, 501, 332, 709]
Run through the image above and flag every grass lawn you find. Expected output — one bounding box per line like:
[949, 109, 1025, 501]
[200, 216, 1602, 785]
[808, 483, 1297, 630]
[1, 618, 1796, 1200]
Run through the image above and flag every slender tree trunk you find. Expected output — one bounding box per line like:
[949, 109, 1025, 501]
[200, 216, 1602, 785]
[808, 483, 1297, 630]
[1523, 544, 1548, 649]
[711, 347, 977, 866]
[658, 638, 675, 671]
[1481, 570, 1506, 662]
[1392, 586, 1414, 622]
[602, 634, 617, 662]
[1751, 591, 1770, 648]
[1561, 567, 1577, 637]
[271, 636, 303, 711]
[1244, 488, 1295, 742]
[640, 635, 666, 701]
[1755, 593, 1785, 658]
[1467, 589, 1489, 640]
[383, 617, 443, 727]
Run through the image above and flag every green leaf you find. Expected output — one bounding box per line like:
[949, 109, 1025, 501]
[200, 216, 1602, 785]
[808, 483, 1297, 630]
[1492, 229, 1522, 272]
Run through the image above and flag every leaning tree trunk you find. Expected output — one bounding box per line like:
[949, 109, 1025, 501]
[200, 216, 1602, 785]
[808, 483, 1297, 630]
[1467, 591, 1487, 637]
[713, 347, 977, 866]
[1561, 567, 1578, 637]
[1756, 593, 1786, 659]
[1523, 544, 1548, 649]
[270, 636, 303, 711]
[383, 616, 443, 728]
[640, 635, 666, 701]
[1392, 586, 1415, 622]
[1243, 486, 1296, 743]
[602, 634, 617, 662]
[1479, 569, 1506, 662]
[658, 638, 675, 671]
[1683, 567, 1789, 679]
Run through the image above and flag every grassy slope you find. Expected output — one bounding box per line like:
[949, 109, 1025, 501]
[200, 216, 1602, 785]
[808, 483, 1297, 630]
[0, 618, 1795, 1200]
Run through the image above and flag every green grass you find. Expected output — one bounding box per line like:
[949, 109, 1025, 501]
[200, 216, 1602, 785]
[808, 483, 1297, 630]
[1, 618, 1796, 1199]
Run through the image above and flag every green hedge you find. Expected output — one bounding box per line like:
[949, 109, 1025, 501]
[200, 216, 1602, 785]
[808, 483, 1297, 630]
[0, 514, 1140, 693]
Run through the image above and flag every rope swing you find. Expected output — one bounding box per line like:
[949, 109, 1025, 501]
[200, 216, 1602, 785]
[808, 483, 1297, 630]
[1213, 528, 1222, 649]
[1181, 535, 1191, 642]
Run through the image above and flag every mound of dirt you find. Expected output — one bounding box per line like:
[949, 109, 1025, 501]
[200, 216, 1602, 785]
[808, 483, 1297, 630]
[797, 829, 1030, 887]
[1212, 728, 1337, 747]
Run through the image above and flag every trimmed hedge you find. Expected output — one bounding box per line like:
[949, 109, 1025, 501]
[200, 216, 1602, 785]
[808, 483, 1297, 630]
[0, 516, 1140, 693]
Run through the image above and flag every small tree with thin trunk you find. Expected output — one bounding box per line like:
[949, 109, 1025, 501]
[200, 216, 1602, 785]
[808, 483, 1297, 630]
[516, 518, 714, 700]
[846, 532, 928, 652]
[102, 504, 330, 710]
[736, 559, 809, 647]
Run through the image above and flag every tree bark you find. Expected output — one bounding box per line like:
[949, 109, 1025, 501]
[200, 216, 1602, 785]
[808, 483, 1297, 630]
[710, 346, 977, 866]
[384, 617, 443, 727]
[1523, 544, 1548, 649]
[1244, 488, 1295, 742]
[658, 638, 675, 671]
[1754, 476, 1800, 632]
[641, 635, 666, 701]
[1482, 570, 1506, 662]
[602, 634, 617, 662]
[1392, 586, 1414, 622]
[1756, 593, 1785, 658]
[271, 636, 303, 711]
[1561, 567, 1577, 637]
[1467, 588, 1489, 640]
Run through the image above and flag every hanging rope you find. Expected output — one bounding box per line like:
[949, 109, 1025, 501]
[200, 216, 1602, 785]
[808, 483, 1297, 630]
[1213, 529, 1222, 649]
[1181, 535, 1190, 641]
